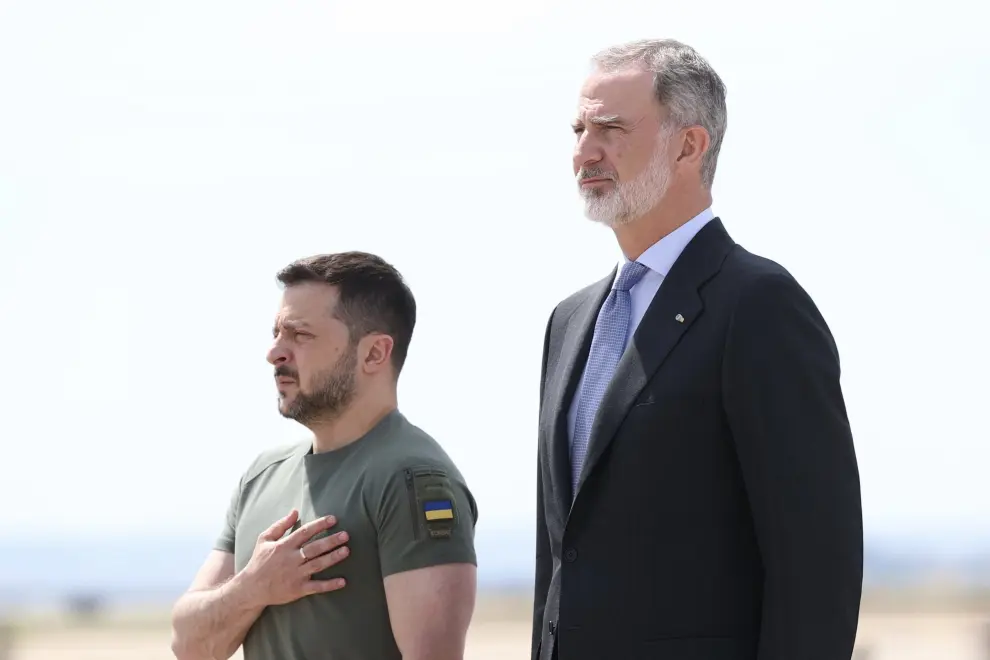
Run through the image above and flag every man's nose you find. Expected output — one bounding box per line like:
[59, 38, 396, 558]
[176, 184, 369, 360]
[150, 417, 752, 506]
[267, 343, 290, 366]
[574, 131, 603, 173]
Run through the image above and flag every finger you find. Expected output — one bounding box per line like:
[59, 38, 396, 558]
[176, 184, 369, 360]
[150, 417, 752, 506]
[301, 531, 349, 558]
[286, 515, 337, 547]
[303, 545, 350, 575]
[303, 577, 346, 596]
[259, 510, 299, 542]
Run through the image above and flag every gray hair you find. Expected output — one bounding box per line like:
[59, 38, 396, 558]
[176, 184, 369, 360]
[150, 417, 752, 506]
[591, 39, 727, 188]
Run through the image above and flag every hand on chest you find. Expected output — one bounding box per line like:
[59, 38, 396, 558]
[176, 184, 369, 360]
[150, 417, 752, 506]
[236, 482, 377, 581]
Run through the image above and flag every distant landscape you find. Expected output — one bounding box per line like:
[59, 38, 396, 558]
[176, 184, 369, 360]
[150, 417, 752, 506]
[2, 524, 989, 613]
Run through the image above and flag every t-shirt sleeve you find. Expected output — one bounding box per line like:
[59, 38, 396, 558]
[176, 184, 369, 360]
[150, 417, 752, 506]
[376, 464, 478, 578]
[213, 479, 242, 554]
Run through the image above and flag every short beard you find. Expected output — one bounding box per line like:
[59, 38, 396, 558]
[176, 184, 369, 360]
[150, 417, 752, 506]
[278, 346, 357, 426]
[578, 126, 674, 228]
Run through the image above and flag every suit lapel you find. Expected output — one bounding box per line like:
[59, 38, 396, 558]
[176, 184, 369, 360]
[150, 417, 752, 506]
[545, 273, 613, 518]
[573, 218, 735, 500]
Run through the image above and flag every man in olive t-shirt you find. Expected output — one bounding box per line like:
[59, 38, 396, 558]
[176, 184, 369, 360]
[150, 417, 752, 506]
[170, 252, 479, 660]
[216, 409, 478, 659]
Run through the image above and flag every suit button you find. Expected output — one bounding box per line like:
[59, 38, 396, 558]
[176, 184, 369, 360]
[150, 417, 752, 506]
[564, 548, 578, 562]
[548, 620, 556, 635]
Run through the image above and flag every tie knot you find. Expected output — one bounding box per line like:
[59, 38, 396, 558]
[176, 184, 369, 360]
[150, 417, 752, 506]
[613, 261, 649, 292]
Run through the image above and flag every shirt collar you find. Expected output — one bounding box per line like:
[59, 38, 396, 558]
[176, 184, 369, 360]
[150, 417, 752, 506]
[617, 207, 715, 279]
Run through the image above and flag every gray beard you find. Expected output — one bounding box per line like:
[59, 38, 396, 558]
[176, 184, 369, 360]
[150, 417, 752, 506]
[580, 132, 673, 228]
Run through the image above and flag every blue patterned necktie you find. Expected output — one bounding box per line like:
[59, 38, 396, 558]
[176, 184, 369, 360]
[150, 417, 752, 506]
[570, 260, 650, 497]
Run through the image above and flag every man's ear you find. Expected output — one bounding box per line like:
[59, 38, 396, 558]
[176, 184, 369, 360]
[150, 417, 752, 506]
[362, 334, 394, 374]
[675, 124, 711, 167]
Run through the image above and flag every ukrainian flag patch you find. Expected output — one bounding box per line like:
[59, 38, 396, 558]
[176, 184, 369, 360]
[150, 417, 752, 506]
[423, 499, 454, 521]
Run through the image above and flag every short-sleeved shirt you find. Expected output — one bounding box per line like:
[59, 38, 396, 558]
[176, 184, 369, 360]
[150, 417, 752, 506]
[215, 409, 478, 660]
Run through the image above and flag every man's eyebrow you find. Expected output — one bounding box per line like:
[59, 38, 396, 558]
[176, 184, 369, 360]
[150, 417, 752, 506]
[273, 319, 310, 336]
[589, 114, 624, 126]
[572, 115, 626, 131]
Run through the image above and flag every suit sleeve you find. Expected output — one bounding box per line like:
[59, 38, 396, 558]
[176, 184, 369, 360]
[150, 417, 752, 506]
[532, 308, 555, 660]
[722, 272, 863, 660]
[532, 460, 552, 660]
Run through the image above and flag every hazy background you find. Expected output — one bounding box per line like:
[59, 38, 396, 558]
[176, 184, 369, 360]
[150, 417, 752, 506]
[1, 0, 988, 657]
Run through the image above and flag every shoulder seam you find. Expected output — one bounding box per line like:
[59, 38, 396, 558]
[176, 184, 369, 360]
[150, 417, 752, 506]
[243, 442, 308, 487]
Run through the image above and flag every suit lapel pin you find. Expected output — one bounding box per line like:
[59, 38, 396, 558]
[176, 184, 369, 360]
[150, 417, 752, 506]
[675, 313, 685, 323]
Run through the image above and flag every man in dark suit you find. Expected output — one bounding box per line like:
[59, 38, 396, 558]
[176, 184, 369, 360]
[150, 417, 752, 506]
[532, 38, 864, 660]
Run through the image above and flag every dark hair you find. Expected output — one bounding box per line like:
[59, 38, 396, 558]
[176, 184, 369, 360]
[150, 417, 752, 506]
[276, 251, 417, 375]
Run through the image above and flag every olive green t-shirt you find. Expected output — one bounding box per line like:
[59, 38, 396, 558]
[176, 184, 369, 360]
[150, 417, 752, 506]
[215, 409, 478, 660]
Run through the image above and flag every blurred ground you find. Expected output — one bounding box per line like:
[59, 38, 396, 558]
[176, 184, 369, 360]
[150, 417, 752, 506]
[5, 622, 530, 660]
[0, 593, 533, 660]
[3, 590, 990, 660]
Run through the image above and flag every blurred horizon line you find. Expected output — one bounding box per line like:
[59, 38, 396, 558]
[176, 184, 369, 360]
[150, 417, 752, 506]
[2, 527, 989, 607]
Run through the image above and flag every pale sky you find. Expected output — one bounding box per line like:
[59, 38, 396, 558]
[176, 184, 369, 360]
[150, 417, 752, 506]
[0, 0, 987, 549]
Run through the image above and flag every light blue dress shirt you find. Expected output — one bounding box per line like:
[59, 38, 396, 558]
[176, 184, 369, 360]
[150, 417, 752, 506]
[566, 207, 716, 446]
